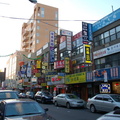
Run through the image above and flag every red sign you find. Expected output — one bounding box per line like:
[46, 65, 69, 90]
[60, 36, 66, 43]
[52, 78, 61, 82]
[54, 60, 65, 69]
[72, 31, 82, 41]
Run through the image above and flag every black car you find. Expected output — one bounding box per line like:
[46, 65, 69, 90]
[26, 91, 35, 99]
[34, 91, 53, 103]
[0, 99, 56, 120]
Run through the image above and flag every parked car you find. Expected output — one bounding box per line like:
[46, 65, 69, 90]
[97, 109, 120, 120]
[53, 93, 86, 109]
[34, 91, 53, 103]
[26, 91, 35, 99]
[0, 90, 19, 101]
[87, 94, 120, 113]
[18, 92, 26, 98]
[0, 99, 56, 120]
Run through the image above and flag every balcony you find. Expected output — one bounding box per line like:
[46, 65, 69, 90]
[23, 36, 29, 42]
[23, 30, 29, 36]
[22, 42, 29, 48]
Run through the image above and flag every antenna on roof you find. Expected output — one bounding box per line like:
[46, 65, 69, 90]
[111, 5, 114, 12]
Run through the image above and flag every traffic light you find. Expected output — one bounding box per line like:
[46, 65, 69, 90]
[29, 0, 37, 3]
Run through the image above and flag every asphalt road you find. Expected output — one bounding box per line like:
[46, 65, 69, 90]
[39, 103, 104, 120]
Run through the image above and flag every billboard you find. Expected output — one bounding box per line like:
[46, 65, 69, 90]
[86, 66, 120, 82]
[92, 8, 120, 32]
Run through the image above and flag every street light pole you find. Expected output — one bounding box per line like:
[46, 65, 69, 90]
[29, 0, 37, 3]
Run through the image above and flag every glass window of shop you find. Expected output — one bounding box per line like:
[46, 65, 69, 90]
[112, 82, 120, 94]
[94, 53, 120, 69]
[93, 25, 120, 47]
[71, 46, 83, 57]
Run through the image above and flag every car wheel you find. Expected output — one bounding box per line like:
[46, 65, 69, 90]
[66, 103, 71, 109]
[114, 107, 119, 110]
[90, 105, 96, 113]
[54, 101, 58, 106]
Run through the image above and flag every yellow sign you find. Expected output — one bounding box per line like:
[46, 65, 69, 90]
[65, 72, 86, 84]
[84, 45, 91, 63]
[41, 83, 47, 86]
[65, 57, 70, 73]
[36, 60, 42, 68]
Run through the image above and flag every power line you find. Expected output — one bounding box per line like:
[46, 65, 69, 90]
[0, 15, 98, 22]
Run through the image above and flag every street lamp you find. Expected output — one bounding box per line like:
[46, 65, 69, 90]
[29, 0, 37, 3]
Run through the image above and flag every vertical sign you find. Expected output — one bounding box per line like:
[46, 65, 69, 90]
[65, 57, 70, 73]
[27, 61, 32, 77]
[82, 22, 93, 44]
[67, 36, 72, 50]
[82, 22, 88, 44]
[84, 45, 91, 63]
[50, 31, 55, 63]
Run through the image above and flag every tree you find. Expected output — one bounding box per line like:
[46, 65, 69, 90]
[29, 0, 37, 3]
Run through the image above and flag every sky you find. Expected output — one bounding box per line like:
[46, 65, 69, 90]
[0, 0, 120, 71]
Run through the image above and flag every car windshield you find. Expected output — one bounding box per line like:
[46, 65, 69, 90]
[0, 92, 18, 100]
[110, 94, 120, 102]
[43, 92, 52, 96]
[5, 102, 45, 117]
[66, 94, 79, 99]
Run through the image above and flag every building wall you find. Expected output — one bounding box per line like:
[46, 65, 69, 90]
[21, 3, 58, 53]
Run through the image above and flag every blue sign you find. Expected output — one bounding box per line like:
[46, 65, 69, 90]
[86, 66, 120, 82]
[93, 8, 120, 32]
[100, 83, 111, 93]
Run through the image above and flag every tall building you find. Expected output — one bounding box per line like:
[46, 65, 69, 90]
[21, 3, 58, 53]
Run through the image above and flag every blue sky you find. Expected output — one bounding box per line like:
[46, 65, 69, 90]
[0, 0, 119, 70]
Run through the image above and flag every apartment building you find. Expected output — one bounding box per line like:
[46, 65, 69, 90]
[21, 3, 58, 53]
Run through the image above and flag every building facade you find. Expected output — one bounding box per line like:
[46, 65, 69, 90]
[21, 3, 58, 53]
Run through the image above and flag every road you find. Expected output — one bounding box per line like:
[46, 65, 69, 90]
[40, 103, 104, 120]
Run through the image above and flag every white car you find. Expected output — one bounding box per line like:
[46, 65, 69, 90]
[87, 94, 120, 113]
[97, 109, 120, 120]
[53, 93, 86, 109]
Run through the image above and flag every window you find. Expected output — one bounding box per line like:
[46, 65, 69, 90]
[104, 37, 110, 43]
[110, 34, 116, 41]
[116, 25, 120, 32]
[103, 96, 111, 101]
[55, 24, 58, 27]
[104, 31, 109, 38]
[55, 11, 58, 20]
[110, 28, 115, 35]
[41, 8, 44, 17]
[37, 26, 40, 30]
[36, 39, 40, 43]
[36, 33, 40, 36]
[37, 20, 40, 23]
[117, 32, 120, 39]
[95, 95, 103, 100]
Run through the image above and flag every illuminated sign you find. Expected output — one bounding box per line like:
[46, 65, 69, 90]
[100, 83, 111, 93]
[84, 45, 91, 63]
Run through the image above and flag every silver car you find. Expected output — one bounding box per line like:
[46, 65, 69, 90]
[97, 109, 120, 120]
[53, 93, 86, 109]
[87, 94, 120, 113]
